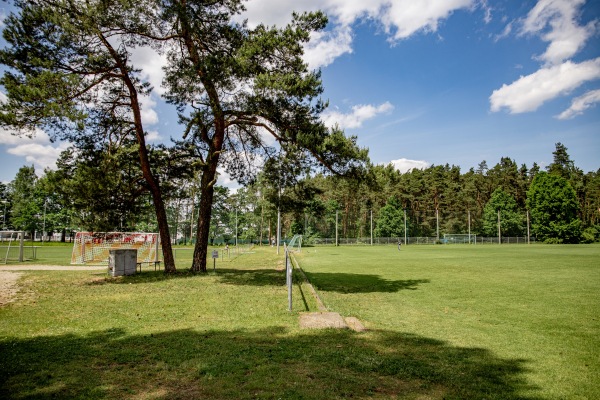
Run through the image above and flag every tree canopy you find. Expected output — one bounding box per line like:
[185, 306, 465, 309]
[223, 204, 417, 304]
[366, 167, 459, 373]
[527, 172, 582, 243]
[0, 0, 368, 272]
[482, 188, 524, 237]
[375, 197, 405, 238]
[0, 0, 179, 270]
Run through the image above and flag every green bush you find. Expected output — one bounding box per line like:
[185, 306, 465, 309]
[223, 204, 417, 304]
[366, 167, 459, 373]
[544, 237, 563, 244]
[581, 227, 598, 244]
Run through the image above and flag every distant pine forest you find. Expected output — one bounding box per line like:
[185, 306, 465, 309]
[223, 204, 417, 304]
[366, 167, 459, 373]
[1, 143, 598, 244]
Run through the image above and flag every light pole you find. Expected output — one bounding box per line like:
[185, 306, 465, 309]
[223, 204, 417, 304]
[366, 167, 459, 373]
[370, 209, 373, 246]
[404, 208, 407, 246]
[42, 199, 47, 244]
[1, 200, 7, 230]
[497, 209, 501, 245]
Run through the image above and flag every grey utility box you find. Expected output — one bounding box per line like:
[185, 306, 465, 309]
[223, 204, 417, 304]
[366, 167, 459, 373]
[108, 249, 137, 277]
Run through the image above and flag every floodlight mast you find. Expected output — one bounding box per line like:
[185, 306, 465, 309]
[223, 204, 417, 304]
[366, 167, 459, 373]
[468, 210, 471, 244]
[436, 208, 439, 242]
[276, 207, 281, 255]
[370, 209, 373, 246]
[335, 209, 339, 247]
[42, 199, 47, 244]
[1, 200, 7, 230]
[404, 209, 407, 246]
[497, 209, 501, 244]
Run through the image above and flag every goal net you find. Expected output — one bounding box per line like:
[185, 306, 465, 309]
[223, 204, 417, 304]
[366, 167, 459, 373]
[1, 231, 34, 264]
[287, 234, 302, 252]
[443, 233, 476, 244]
[71, 232, 160, 265]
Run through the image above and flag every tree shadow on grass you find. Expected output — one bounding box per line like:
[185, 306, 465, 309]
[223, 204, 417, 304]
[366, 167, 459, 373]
[88, 270, 427, 295]
[304, 272, 430, 293]
[89, 268, 287, 287]
[217, 268, 286, 286]
[0, 327, 542, 399]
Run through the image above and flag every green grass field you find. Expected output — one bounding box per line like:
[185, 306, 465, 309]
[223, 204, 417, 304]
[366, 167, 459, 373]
[0, 243, 598, 399]
[297, 244, 600, 399]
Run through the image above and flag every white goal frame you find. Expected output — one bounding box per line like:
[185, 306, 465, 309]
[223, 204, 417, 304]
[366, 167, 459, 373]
[287, 234, 302, 253]
[71, 232, 160, 265]
[443, 233, 476, 244]
[1, 231, 25, 264]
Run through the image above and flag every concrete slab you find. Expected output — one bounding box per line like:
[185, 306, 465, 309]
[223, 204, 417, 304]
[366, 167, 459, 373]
[299, 312, 348, 329]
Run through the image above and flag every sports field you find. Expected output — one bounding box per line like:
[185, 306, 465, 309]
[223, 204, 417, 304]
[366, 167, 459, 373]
[0, 243, 598, 399]
[297, 244, 600, 399]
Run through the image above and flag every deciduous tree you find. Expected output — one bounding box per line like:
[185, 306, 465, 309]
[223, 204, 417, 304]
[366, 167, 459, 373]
[375, 197, 405, 238]
[527, 172, 582, 243]
[482, 188, 524, 237]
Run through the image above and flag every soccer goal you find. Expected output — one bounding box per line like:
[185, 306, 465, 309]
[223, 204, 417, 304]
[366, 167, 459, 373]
[0, 231, 30, 264]
[287, 234, 302, 252]
[443, 233, 476, 244]
[71, 232, 160, 265]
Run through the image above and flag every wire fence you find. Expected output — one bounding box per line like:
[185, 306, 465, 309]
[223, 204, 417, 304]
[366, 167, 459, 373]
[302, 208, 531, 240]
[304, 236, 535, 246]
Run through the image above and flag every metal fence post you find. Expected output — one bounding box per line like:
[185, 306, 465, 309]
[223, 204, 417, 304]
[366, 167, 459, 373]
[285, 245, 292, 311]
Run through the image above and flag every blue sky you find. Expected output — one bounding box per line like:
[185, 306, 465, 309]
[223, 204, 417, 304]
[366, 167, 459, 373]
[1, 0, 599, 186]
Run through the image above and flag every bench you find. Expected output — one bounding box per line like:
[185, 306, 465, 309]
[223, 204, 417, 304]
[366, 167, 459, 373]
[136, 261, 162, 272]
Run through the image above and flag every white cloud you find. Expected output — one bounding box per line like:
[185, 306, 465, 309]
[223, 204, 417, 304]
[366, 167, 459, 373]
[241, 0, 482, 68]
[6, 142, 70, 172]
[490, 57, 600, 114]
[380, 0, 474, 42]
[139, 94, 159, 126]
[0, 91, 69, 173]
[1, 126, 70, 173]
[129, 46, 168, 95]
[494, 21, 513, 42]
[389, 158, 430, 173]
[321, 102, 394, 129]
[521, 0, 597, 65]
[304, 26, 353, 69]
[481, 0, 492, 24]
[0, 126, 49, 146]
[556, 88, 600, 119]
[145, 130, 162, 142]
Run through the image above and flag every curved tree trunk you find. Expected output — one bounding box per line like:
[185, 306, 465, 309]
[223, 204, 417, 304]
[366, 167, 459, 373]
[99, 33, 176, 273]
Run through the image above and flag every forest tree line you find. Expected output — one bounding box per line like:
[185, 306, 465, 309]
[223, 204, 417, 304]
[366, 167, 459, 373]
[1, 142, 598, 244]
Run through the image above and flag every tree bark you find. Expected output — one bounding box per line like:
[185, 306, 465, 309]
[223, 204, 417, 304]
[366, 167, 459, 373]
[191, 160, 219, 272]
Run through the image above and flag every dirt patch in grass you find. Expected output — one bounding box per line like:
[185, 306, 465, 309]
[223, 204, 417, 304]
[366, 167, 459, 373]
[299, 312, 348, 329]
[0, 265, 106, 271]
[0, 271, 22, 306]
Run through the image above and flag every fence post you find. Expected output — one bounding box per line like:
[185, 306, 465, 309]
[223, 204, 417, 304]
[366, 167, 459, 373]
[527, 210, 530, 245]
[370, 209, 373, 246]
[335, 210, 339, 247]
[18, 231, 24, 262]
[404, 209, 407, 246]
[285, 245, 292, 311]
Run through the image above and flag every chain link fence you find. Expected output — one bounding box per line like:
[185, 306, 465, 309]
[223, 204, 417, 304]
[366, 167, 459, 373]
[305, 236, 535, 245]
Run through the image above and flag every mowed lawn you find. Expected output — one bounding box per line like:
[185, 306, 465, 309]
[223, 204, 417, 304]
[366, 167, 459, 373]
[296, 244, 600, 399]
[1, 243, 598, 399]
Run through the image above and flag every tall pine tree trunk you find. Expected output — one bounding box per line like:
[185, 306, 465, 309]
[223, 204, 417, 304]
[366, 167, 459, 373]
[191, 162, 219, 272]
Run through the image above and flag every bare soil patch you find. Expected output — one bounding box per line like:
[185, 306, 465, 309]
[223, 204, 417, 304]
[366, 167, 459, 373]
[0, 265, 106, 271]
[299, 312, 348, 329]
[0, 271, 22, 306]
